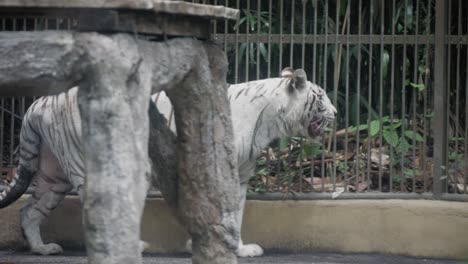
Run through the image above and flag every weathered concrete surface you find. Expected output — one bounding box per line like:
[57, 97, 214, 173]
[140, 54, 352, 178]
[1, 197, 467, 260]
[76, 33, 152, 264]
[0, 32, 82, 96]
[0, 31, 240, 264]
[0, 0, 239, 20]
[166, 42, 240, 264]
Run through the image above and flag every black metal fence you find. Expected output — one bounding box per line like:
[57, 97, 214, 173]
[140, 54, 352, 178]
[0, 0, 467, 200]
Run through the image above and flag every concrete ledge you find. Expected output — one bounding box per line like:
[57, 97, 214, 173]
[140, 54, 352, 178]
[0, 196, 467, 260]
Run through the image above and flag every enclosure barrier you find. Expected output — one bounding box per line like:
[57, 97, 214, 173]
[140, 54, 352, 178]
[1, 0, 467, 200]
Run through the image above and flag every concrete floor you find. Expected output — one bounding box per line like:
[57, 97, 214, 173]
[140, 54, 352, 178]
[0, 251, 462, 264]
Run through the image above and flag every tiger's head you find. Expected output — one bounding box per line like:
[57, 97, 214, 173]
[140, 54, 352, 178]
[278, 67, 337, 138]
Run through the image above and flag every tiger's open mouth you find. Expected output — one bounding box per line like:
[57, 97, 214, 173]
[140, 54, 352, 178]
[307, 116, 333, 137]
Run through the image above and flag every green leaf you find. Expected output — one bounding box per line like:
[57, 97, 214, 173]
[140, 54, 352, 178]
[303, 142, 322, 157]
[425, 112, 434, 118]
[257, 168, 269, 176]
[410, 82, 425, 91]
[398, 138, 411, 154]
[348, 124, 369, 133]
[404, 130, 424, 142]
[449, 137, 465, 142]
[256, 158, 267, 166]
[383, 129, 400, 148]
[389, 121, 402, 130]
[370, 120, 381, 137]
[403, 169, 422, 177]
[279, 137, 289, 150]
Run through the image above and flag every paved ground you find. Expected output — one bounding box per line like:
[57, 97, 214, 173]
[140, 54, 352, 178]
[0, 251, 463, 264]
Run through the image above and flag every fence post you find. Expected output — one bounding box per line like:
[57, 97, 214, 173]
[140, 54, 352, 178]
[432, 0, 448, 197]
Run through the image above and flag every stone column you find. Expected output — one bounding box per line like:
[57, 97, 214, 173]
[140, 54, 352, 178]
[0, 32, 240, 264]
[166, 42, 240, 264]
[76, 33, 152, 264]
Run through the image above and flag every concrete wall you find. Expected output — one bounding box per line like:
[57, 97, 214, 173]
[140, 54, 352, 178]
[1, 196, 467, 260]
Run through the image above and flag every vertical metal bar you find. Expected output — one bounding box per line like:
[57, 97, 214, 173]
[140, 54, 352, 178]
[300, 1, 306, 192]
[298, 138, 304, 193]
[213, 0, 218, 39]
[256, 0, 261, 80]
[331, 0, 340, 192]
[465, 0, 468, 194]
[276, 142, 282, 192]
[9, 98, 14, 165]
[290, 0, 294, 67]
[10, 18, 16, 167]
[287, 143, 292, 196]
[355, 0, 362, 189]
[266, 148, 270, 192]
[224, 0, 229, 53]
[344, 0, 350, 191]
[366, 0, 374, 189]
[267, 0, 272, 78]
[323, 0, 328, 89]
[67, 17, 71, 30]
[245, 0, 250, 82]
[21, 17, 27, 120]
[444, 0, 452, 193]
[0, 97, 5, 172]
[234, 0, 239, 83]
[301, 0, 306, 69]
[0, 99, 4, 171]
[410, 0, 420, 192]
[378, 0, 384, 192]
[0, 15, 5, 171]
[422, 0, 431, 193]
[432, 0, 448, 196]
[279, 0, 284, 73]
[12, 15, 16, 31]
[453, 0, 462, 190]
[321, 0, 329, 192]
[312, 0, 318, 83]
[400, 0, 408, 192]
[389, 0, 396, 192]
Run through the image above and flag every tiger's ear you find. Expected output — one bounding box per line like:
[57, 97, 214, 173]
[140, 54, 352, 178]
[292, 69, 307, 90]
[281, 67, 294, 78]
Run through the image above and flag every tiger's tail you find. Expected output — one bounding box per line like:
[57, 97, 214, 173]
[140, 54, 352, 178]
[0, 106, 40, 208]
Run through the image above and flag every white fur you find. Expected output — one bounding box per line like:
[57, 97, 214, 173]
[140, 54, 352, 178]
[10, 70, 336, 257]
[155, 72, 336, 257]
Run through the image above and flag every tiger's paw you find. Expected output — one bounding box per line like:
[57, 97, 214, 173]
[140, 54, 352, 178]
[32, 243, 64, 255]
[184, 239, 192, 253]
[139, 240, 150, 253]
[236, 243, 264, 258]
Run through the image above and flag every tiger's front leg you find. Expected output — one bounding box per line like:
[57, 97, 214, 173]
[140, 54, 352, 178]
[184, 183, 264, 258]
[235, 183, 264, 258]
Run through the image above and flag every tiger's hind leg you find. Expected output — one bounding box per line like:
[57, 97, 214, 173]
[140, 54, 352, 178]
[20, 144, 72, 255]
[21, 190, 67, 255]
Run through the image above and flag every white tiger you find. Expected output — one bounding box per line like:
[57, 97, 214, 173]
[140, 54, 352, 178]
[0, 68, 336, 257]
